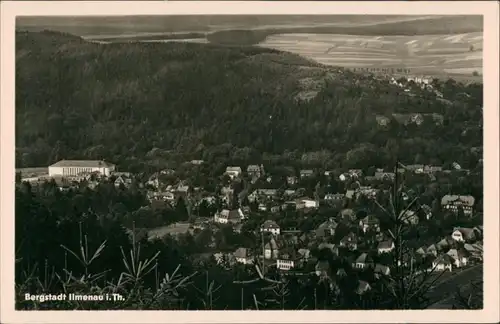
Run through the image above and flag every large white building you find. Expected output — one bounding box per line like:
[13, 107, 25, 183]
[48, 160, 116, 177]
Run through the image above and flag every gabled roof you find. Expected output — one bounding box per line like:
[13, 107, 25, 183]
[247, 165, 261, 172]
[453, 227, 475, 238]
[433, 253, 454, 265]
[315, 260, 330, 272]
[361, 215, 379, 225]
[317, 219, 338, 231]
[377, 240, 394, 249]
[374, 264, 390, 274]
[340, 232, 357, 243]
[50, 160, 115, 168]
[356, 280, 371, 295]
[262, 220, 280, 229]
[355, 252, 370, 264]
[234, 247, 249, 258]
[226, 166, 242, 173]
[218, 209, 241, 220]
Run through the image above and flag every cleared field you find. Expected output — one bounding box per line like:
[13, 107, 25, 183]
[147, 222, 192, 240]
[258, 32, 483, 75]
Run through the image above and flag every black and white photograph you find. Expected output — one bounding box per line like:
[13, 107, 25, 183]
[1, 1, 499, 322]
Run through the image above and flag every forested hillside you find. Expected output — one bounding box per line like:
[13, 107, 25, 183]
[16, 30, 483, 172]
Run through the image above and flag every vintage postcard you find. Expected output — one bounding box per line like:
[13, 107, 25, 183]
[1, 1, 498, 323]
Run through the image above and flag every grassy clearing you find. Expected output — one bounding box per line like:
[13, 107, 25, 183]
[147, 222, 192, 240]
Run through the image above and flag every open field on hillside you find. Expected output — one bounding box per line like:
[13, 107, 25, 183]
[147, 222, 191, 240]
[258, 32, 483, 76]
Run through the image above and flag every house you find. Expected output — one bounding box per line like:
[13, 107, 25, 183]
[353, 253, 372, 269]
[436, 237, 453, 251]
[447, 248, 469, 268]
[247, 164, 264, 178]
[264, 238, 280, 259]
[276, 248, 300, 271]
[261, 220, 281, 235]
[48, 159, 116, 177]
[405, 164, 425, 173]
[339, 232, 358, 251]
[284, 189, 296, 197]
[356, 280, 371, 295]
[431, 254, 454, 272]
[286, 176, 298, 185]
[374, 171, 396, 181]
[416, 247, 426, 256]
[114, 174, 133, 188]
[324, 170, 334, 177]
[190, 160, 204, 165]
[300, 169, 314, 179]
[248, 189, 278, 203]
[374, 264, 391, 277]
[297, 248, 311, 262]
[233, 247, 253, 265]
[258, 203, 267, 211]
[174, 183, 190, 198]
[423, 165, 443, 173]
[426, 244, 438, 256]
[400, 210, 419, 225]
[270, 205, 281, 213]
[345, 190, 355, 199]
[324, 193, 346, 202]
[295, 197, 319, 209]
[225, 166, 242, 179]
[315, 218, 338, 238]
[145, 173, 160, 188]
[213, 209, 244, 224]
[282, 201, 297, 211]
[377, 240, 395, 254]
[315, 260, 330, 277]
[451, 227, 477, 242]
[359, 215, 380, 233]
[376, 115, 391, 126]
[441, 195, 475, 215]
[348, 169, 363, 178]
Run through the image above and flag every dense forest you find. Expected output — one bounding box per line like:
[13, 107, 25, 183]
[16, 30, 482, 173]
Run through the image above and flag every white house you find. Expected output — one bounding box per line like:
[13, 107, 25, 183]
[276, 248, 299, 271]
[431, 254, 454, 272]
[377, 240, 395, 254]
[233, 247, 253, 265]
[353, 253, 371, 269]
[447, 248, 469, 268]
[374, 264, 391, 277]
[451, 227, 477, 242]
[261, 220, 281, 235]
[296, 198, 319, 209]
[214, 209, 244, 224]
[441, 195, 475, 216]
[49, 160, 116, 177]
[276, 258, 295, 271]
[225, 166, 242, 179]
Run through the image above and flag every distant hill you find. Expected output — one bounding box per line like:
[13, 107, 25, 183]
[207, 16, 483, 45]
[15, 31, 482, 172]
